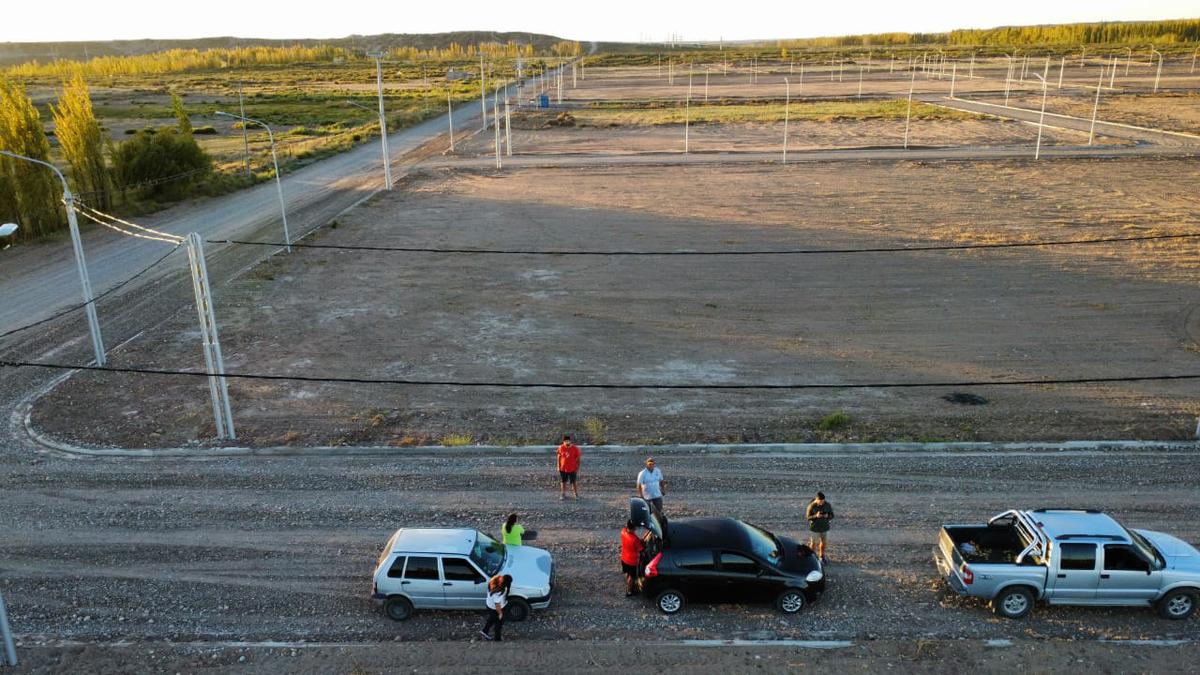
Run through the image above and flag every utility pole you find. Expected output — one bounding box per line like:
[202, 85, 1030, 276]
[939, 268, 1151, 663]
[903, 68, 916, 149]
[782, 77, 790, 165]
[1089, 67, 1104, 145]
[505, 96, 512, 156]
[447, 90, 454, 151]
[186, 232, 235, 440]
[215, 112, 290, 251]
[367, 51, 393, 190]
[494, 86, 501, 169]
[480, 50, 487, 129]
[237, 80, 250, 178]
[0, 151, 105, 365]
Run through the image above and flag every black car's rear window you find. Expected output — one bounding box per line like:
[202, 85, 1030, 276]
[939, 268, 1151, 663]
[672, 549, 716, 570]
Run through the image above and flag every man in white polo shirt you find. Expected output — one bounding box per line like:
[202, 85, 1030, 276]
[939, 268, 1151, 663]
[636, 457, 667, 514]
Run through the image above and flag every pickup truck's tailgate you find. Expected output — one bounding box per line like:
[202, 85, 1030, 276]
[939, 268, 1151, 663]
[936, 527, 968, 594]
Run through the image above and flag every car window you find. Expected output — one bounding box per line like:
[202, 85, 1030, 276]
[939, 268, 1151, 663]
[672, 549, 716, 571]
[386, 556, 406, 578]
[470, 531, 506, 576]
[719, 552, 759, 575]
[1104, 545, 1150, 572]
[443, 557, 484, 582]
[404, 556, 439, 580]
[1059, 543, 1096, 571]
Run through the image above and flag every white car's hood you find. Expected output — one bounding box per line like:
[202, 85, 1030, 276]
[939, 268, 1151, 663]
[501, 544, 553, 594]
[1137, 529, 1200, 570]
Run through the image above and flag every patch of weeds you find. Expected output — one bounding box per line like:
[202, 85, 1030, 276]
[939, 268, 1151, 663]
[583, 416, 607, 445]
[388, 434, 431, 447]
[441, 433, 474, 447]
[280, 430, 302, 445]
[817, 410, 851, 431]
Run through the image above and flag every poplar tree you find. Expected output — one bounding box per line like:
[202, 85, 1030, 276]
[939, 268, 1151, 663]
[52, 73, 111, 210]
[171, 92, 193, 135]
[0, 77, 62, 239]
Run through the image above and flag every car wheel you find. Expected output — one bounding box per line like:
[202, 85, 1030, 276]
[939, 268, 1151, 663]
[506, 597, 532, 622]
[1157, 589, 1197, 620]
[992, 587, 1034, 619]
[655, 589, 685, 615]
[385, 596, 413, 621]
[775, 589, 806, 614]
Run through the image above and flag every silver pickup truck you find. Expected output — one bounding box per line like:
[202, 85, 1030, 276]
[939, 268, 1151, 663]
[935, 509, 1200, 620]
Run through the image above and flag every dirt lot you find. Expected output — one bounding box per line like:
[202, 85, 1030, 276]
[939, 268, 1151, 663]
[29, 155, 1200, 448]
[463, 113, 1122, 156]
[973, 90, 1200, 136]
[1, 449, 1198, 668]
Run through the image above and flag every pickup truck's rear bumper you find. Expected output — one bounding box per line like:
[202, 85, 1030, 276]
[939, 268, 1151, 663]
[933, 546, 967, 595]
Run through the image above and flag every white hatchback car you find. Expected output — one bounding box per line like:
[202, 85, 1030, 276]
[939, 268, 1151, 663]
[371, 528, 554, 621]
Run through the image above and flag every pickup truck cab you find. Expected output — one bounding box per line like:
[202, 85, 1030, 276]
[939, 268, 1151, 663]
[935, 509, 1200, 620]
[371, 528, 553, 622]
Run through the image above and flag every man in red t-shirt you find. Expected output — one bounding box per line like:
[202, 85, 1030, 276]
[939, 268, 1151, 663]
[557, 434, 581, 501]
[620, 520, 645, 596]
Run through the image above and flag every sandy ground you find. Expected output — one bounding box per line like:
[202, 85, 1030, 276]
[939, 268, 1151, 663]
[28, 156, 1200, 448]
[557, 61, 1199, 105]
[969, 91, 1200, 136]
[12, 638, 1200, 674]
[1, 449, 1198, 667]
[460, 115, 1124, 157]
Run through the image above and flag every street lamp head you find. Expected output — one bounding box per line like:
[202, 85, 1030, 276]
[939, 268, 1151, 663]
[0, 223, 18, 238]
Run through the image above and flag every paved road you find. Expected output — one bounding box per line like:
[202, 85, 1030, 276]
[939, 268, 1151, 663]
[0, 94, 492, 338]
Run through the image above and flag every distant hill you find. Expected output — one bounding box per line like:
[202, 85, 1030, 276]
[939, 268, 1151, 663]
[0, 31, 571, 67]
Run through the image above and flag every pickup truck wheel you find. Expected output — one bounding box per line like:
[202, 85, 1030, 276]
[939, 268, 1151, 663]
[1157, 589, 1197, 620]
[775, 589, 806, 614]
[992, 587, 1034, 619]
[385, 596, 413, 621]
[655, 589, 685, 614]
[506, 597, 532, 622]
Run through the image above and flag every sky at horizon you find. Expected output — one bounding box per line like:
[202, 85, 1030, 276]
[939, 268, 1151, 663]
[1, 1, 1195, 44]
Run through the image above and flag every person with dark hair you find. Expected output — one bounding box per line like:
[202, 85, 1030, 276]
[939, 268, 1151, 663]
[806, 491, 834, 562]
[557, 434, 582, 501]
[620, 519, 645, 596]
[479, 574, 510, 641]
[636, 457, 666, 514]
[501, 513, 525, 546]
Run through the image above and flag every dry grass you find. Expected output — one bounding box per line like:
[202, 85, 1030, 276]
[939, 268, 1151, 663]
[572, 100, 979, 126]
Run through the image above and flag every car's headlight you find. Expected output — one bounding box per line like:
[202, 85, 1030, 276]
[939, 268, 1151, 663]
[806, 571, 824, 583]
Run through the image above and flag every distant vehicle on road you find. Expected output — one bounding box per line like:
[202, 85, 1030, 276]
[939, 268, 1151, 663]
[629, 497, 825, 615]
[936, 509, 1200, 620]
[371, 528, 553, 621]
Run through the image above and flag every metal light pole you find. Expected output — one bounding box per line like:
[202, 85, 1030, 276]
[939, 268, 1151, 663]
[950, 63, 957, 98]
[782, 77, 790, 165]
[215, 112, 290, 252]
[344, 98, 392, 189]
[0, 590, 16, 667]
[479, 51, 487, 129]
[446, 90, 454, 151]
[1151, 48, 1163, 93]
[366, 51, 393, 190]
[857, 66, 863, 98]
[1030, 73, 1048, 160]
[237, 80, 251, 178]
[505, 96, 512, 156]
[1124, 46, 1133, 76]
[903, 68, 916, 149]
[0, 150, 105, 365]
[1058, 56, 1065, 88]
[1089, 67, 1104, 146]
[1192, 46, 1198, 74]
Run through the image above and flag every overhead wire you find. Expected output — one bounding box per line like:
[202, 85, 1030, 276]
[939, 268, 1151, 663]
[72, 202, 184, 245]
[2, 358, 1198, 391]
[208, 230, 1200, 256]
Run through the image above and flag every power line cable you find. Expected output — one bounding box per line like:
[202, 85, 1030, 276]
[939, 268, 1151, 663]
[0, 243, 184, 342]
[208, 230, 1200, 256]
[2, 358, 1198, 390]
[72, 202, 184, 244]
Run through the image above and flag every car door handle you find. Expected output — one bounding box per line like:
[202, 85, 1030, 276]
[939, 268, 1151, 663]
[443, 582, 453, 586]
[401, 581, 411, 585]
[1056, 574, 1066, 578]
[1100, 574, 1110, 579]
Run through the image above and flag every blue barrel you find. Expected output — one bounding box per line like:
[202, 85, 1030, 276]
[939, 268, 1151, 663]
[538, 94, 550, 108]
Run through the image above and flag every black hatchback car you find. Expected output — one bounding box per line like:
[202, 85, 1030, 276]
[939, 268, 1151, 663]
[629, 497, 826, 615]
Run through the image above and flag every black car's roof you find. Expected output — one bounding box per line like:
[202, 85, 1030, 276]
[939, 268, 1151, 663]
[668, 517, 752, 549]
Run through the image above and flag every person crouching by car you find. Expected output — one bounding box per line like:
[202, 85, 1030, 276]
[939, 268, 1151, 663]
[620, 519, 645, 596]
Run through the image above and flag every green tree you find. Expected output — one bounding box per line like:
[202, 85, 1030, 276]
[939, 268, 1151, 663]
[171, 92, 192, 135]
[112, 127, 210, 199]
[52, 73, 111, 210]
[0, 76, 62, 240]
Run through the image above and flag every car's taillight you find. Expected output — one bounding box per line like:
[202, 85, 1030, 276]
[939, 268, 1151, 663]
[961, 565, 974, 585]
[645, 553, 662, 578]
